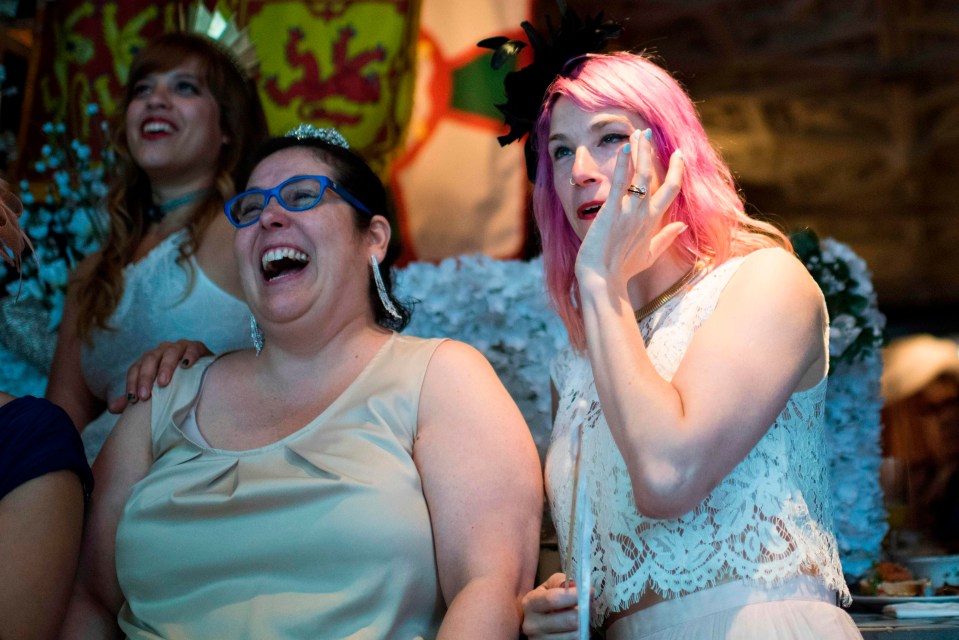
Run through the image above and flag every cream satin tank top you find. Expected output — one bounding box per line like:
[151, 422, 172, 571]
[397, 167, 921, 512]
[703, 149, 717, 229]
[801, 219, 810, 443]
[115, 333, 446, 639]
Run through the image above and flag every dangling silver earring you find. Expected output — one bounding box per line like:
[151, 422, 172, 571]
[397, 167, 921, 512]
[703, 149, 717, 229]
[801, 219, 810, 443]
[370, 255, 402, 321]
[250, 315, 264, 356]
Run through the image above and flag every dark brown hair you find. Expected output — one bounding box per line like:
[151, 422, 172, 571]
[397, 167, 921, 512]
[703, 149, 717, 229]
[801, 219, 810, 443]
[245, 136, 411, 331]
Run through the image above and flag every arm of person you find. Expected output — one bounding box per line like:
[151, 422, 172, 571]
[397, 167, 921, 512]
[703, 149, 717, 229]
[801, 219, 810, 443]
[1, 470, 85, 640]
[515, 385, 582, 639]
[46, 258, 105, 431]
[580, 247, 827, 518]
[59, 399, 153, 639]
[415, 340, 543, 639]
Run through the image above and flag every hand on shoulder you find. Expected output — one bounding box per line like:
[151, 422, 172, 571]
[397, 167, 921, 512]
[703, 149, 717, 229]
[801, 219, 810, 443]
[108, 339, 214, 413]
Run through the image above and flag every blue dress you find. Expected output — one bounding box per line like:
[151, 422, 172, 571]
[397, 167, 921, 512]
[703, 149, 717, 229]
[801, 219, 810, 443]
[0, 395, 93, 500]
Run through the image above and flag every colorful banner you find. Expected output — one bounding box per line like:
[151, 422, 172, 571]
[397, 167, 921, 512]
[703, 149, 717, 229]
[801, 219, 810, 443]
[29, 2, 178, 144]
[21, 0, 420, 173]
[20, 0, 527, 261]
[390, 0, 532, 261]
[242, 0, 419, 170]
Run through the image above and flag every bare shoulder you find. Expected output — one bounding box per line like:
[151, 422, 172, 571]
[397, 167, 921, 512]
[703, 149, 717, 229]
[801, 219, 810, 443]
[94, 396, 153, 479]
[721, 247, 823, 316]
[419, 339, 503, 409]
[418, 339, 524, 435]
[709, 248, 827, 386]
[425, 339, 495, 381]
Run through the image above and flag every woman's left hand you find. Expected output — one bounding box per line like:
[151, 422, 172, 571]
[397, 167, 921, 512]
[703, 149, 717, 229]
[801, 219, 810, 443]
[108, 339, 212, 413]
[574, 128, 687, 293]
[521, 573, 582, 639]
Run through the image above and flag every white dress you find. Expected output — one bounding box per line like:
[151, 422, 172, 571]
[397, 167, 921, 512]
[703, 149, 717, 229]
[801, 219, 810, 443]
[546, 249, 861, 638]
[79, 230, 250, 461]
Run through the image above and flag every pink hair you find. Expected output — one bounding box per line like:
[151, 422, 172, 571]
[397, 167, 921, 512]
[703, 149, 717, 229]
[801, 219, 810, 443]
[532, 52, 790, 351]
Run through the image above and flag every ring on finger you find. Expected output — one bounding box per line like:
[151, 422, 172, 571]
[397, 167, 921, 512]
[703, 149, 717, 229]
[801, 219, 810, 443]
[627, 184, 648, 198]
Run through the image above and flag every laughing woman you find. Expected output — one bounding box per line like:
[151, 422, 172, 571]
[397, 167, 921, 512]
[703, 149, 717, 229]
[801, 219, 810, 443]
[46, 32, 268, 457]
[60, 130, 542, 639]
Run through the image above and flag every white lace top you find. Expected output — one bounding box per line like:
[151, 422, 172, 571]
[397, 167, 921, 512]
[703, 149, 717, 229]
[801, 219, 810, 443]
[545, 251, 851, 627]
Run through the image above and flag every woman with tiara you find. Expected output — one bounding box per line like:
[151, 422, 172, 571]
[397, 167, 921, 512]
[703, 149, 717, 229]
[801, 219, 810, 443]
[46, 24, 269, 459]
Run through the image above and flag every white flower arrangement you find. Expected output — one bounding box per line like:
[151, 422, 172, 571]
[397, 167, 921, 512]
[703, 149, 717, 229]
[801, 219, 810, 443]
[3, 109, 112, 326]
[792, 230, 888, 577]
[0, 109, 111, 398]
[792, 230, 886, 367]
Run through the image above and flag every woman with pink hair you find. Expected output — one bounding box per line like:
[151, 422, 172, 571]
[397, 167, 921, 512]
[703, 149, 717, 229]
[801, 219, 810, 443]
[497, 44, 862, 640]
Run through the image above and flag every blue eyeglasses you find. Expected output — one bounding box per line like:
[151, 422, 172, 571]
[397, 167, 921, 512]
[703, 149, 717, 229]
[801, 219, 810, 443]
[224, 175, 372, 228]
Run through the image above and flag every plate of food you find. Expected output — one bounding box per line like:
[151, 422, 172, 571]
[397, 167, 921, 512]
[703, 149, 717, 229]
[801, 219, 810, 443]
[853, 594, 959, 606]
[851, 560, 959, 610]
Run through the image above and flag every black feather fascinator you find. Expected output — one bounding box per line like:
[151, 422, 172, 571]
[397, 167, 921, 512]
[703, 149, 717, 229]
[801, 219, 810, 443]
[478, 2, 624, 179]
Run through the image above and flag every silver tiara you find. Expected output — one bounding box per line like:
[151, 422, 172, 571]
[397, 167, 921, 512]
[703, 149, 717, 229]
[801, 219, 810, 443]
[180, 2, 258, 79]
[285, 124, 351, 149]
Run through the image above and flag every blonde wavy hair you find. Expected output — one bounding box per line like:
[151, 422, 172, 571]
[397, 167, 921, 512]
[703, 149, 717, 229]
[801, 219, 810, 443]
[73, 33, 268, 341]
[0, 179, 30, 285]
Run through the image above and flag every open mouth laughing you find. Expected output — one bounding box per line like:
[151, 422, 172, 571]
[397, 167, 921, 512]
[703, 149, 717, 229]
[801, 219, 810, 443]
[260, 246, 310, 282]
[141, 118, 175, 138]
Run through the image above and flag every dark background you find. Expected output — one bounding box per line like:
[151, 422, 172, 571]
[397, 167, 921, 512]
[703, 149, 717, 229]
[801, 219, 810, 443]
[559, 0, 959, 339]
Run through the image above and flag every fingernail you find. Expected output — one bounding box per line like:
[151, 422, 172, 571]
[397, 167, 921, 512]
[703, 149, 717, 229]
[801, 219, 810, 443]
[127, 392, 135, 401]
[644, 128, 652, 140]
[679, 223, 690, 234]
[139, 386, 149, 399]
[181, 359, 190, 367]
[623, 143, 631, 154]
[675, 149, 684, 159]
[159, 374, 168, 385]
